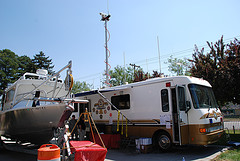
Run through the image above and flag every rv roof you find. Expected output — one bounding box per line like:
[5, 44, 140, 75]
[75, 76, 210, 97]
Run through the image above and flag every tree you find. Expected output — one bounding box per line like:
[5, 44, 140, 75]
[71, 81, 93, 94]
[107, 65, 134, 86]
[0, 50, 56, 95]
[0, 49, 20, 94]
[17, 55, 33, 76]
[166, 55, 191, 76]
[220, 38, 240, 104]
[189, 36, 240, 105]
[106, 65, 167, 86]
[32, 51, 54, 74]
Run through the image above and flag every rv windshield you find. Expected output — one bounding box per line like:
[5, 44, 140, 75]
[188, 84, 218, 109]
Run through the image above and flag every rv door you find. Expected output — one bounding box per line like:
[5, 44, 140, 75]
[171, 87, 180, 144]
[73, 101, 91, 119]
[176, 86, 189, 145]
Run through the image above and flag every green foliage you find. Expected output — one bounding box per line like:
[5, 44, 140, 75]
[0, 49, 20, 94]
[106, 65, 166, 86]
[32, 51, 54, 74]
[0, 49, 55, 95]
[71, 81, 93, 94]
[214, 147, 240, 161]
[17, 55, 33, 75]
[166, 55, 191, 76]
[108, 65, 134, 86]
[189, 36, 240, 105]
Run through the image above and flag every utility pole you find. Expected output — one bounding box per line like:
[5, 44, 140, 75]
[146, 58, 149, 79]
[129, 63, 140, 80]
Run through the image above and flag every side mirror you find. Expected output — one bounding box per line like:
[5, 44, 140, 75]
[185, 101, 191, 113]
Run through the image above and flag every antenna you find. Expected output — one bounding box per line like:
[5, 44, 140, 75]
[123, 52, 126, 84]
[107, 0, 110, 15]
[157, 36, 161, 75]
[99, 12, 111, 87]
[146, 58, 149, 79]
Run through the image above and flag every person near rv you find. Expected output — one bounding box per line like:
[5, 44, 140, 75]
[68, 115, 79, 140]
[78, 116, 86, 141]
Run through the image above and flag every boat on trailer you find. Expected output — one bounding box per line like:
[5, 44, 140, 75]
[0, 61, 87, 144]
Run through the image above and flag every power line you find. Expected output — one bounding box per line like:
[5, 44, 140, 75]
[75, 35, 240, 83]
[75, 72, 103, 80]
[132, 35, 240, 65]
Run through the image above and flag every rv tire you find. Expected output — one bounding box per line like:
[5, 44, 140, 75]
[157, 132, 172, 151]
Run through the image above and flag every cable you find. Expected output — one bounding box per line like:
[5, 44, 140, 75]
[104, 21, 112, 87]
[76, 35, 240, 87]
[133, 35, 240, 65]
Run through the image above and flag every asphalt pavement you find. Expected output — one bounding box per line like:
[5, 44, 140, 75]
[105, 145, 229, 161]
[0, 144, 228, 161]
[0, 148, 37, 161]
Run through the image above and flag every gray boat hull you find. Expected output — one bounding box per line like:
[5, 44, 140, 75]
[0, 103, 72, 144]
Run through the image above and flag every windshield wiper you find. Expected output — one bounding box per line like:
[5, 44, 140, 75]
[216, 105, 219, 111]
[208, 97, 211, 112]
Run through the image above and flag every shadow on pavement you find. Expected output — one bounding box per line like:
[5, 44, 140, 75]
[105, 145, 228, 161]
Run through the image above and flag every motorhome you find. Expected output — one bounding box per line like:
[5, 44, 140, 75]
[73, 76, 224, 150]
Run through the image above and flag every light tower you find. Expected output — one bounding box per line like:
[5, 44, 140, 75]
[100, 12, 111, 87]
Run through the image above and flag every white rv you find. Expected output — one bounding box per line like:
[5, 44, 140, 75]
[73, 76, 224, 150]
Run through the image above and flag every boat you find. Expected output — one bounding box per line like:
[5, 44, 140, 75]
[0, 61, 87, 144]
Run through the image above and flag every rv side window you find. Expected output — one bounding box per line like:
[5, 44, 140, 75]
[111, 94, 130, 110]
[161, 89, 169, 112]
[73, 103, 78, 112]
[178, 86, 186, 111]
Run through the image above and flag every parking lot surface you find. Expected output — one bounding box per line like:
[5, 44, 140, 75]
[0, 144, 228, 161]
[105, 145, 228, 161]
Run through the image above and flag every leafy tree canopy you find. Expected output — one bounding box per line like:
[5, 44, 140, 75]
[107, 65, 134, 87]
[189, 36, 240, 105]
[17, 55, 33, 75]
[106, 65, 166, 86]
[32, 51, 54, 74]
[0, 50, 55, 95]
[166, 55, 191, 76]
[71, 81, 93, 94]
[0, 49, 20, 94]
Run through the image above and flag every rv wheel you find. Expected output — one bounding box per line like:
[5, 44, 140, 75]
[157, 132, 172, 151]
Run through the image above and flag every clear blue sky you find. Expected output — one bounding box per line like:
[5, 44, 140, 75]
[1, 0, 239, 88]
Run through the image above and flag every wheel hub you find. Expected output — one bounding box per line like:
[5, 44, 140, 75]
[159, 135, 170, 149]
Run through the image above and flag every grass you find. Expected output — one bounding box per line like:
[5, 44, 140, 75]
[212, 130, 240, 161]
[227, 130, 240, 135]
[212, 147, 240, 161]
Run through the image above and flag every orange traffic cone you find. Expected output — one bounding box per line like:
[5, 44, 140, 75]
[38, 144, 60, 161]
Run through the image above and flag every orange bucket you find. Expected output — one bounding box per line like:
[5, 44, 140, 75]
[38, 144, 60, 161]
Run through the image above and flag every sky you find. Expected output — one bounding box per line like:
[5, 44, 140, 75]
[1, 0, 240, 89]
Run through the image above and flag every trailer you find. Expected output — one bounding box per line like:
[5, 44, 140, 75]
[73, 76, 224, 151]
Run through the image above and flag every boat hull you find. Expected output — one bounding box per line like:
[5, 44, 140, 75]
[0, 103, 72, 144]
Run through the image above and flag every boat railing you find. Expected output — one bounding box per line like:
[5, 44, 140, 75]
[13, 61, 72, 107]
[15, 89, 48, 106]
